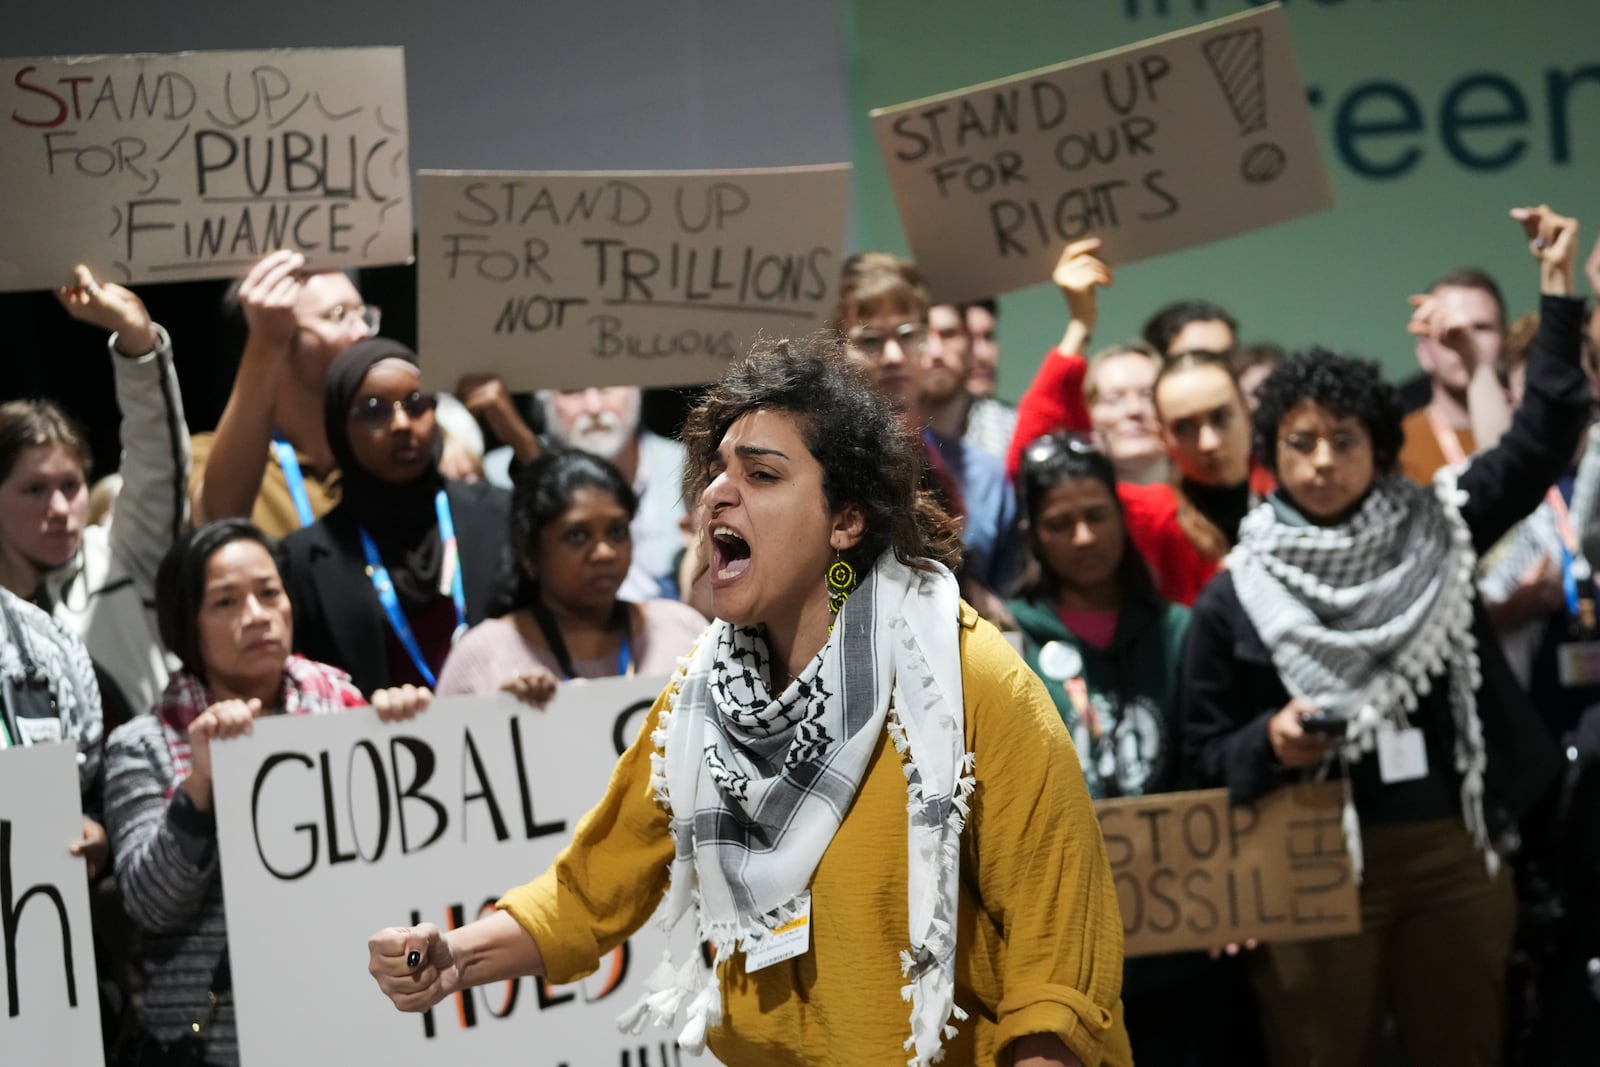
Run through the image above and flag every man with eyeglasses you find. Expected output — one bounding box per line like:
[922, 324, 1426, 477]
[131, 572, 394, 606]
[834, 253, 1021, 626]
[191, 249, 383, 537]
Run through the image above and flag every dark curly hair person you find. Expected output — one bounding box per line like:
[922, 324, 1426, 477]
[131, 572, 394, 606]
[1250, 347, 1406, 508]
[1181, 205, 1589, 1065]
[367, 330, 1135, 1067]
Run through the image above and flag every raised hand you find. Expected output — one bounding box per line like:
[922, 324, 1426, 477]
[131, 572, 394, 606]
[1052, 237, 1113, 353]
[1510, 204, 1579, 296]
[1052, 238, 1113, 322]
[54, 265, 159, 357]
[1407, 289, 1484, 370]
[238, 250, 308, 349]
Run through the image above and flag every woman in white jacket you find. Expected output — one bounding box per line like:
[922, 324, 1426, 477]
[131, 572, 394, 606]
[0, 265, 190, 723]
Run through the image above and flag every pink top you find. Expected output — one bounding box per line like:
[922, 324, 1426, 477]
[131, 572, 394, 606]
[1054, 607, 1119, 650]
[435, 599, 710, 695]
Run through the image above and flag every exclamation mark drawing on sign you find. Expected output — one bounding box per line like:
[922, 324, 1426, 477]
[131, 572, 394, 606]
[1202, 27, 1286, 184]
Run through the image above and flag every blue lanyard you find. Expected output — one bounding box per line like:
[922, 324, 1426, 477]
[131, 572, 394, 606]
[271, 433, 316, 529]
[1546, 484, 1593, 621]
[616, 631, 633, 678]
[358, 490, 466, 688]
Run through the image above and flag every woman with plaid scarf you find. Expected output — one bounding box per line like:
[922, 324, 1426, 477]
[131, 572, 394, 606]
[368, 336, 1133, 1067]
[1181, 205, 1586, 1065]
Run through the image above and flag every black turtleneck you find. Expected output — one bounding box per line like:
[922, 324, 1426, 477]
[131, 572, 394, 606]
[1181, 477, 1252, 548]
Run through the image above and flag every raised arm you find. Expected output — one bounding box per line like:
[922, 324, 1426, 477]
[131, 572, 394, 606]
[1406, 288, 1511, 451]
[193, 251, 304, 524]
[55, 266, 190, 594]
[1005, 240, 1109, 478]
[458, 374, 543, 468]
[1054, 237, 1110, 357]
[1458, 206, 1589, 552]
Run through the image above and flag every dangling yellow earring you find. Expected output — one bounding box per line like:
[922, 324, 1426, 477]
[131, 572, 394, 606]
[827, 557, 856, 631]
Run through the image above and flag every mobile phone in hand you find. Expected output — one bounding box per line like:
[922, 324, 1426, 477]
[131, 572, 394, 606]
[1299, 710, 1349, 737]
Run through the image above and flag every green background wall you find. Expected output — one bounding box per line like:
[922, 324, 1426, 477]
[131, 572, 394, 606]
[843, 0, 1598, 396]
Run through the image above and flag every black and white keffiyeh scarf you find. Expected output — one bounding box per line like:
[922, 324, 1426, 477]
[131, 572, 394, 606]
[1228, 469, 1492, 879]
[619, 554, 974, 1065]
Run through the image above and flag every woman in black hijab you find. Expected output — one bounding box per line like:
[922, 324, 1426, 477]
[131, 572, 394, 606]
[281, 338, 511, 694]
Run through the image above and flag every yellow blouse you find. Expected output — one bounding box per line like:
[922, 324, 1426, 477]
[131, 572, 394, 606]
[498, 607, 1132, 1066]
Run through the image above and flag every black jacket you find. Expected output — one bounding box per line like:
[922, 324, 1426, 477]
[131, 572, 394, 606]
[1182, 295, 1588, 830]
[282, 478, 511, 695]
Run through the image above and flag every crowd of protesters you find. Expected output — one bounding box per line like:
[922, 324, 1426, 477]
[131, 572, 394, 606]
[7, 195, 1600, 1065]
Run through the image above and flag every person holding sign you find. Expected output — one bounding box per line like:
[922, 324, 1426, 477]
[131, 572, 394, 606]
[434, 448, 707, 704]
[191, 250, 376, 538]
[0, 266, 189, 725]
[104, 519, 431, 1067]
[367, 335, 1132, 1067]
[280, 339, 511, 695]
[1181, 206, 1586, 1065]
[1007, 239, 1262, 605]
[0, 584, 106, 870]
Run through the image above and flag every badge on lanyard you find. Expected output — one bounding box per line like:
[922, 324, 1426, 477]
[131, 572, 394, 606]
[1558, 641, 1600, 688]
[1377, 727, 1428, 784]
[742, 892, 812, 972]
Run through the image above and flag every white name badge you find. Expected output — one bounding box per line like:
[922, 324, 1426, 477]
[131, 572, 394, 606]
[16, 717, 63, 745]
[1557, 641, 1600, 688]
[1377, 727, 1429, 784]
[742, 892, 812, 973]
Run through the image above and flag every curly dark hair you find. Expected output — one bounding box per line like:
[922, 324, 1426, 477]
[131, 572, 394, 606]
[1251, 347, 1405, 477]
[681, 332, 962, 575]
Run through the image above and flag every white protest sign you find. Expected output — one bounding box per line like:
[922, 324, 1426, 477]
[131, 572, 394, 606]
[0, 47, 412, 292]
[870, 5, 1332, 302]
[0, 743, 104, 1067]
[415, 166, 850, 391]
[212, 677, 721, 1067]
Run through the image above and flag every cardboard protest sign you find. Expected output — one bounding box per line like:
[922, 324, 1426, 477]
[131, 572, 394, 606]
[0, 743, 103, 1067]
[0, 47, 412, 291]
[870, 5, 1331, 302]
[212, 677, 722, 1067]
[415, 166, 849, 391]
[1097, 782, 1358, 958]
